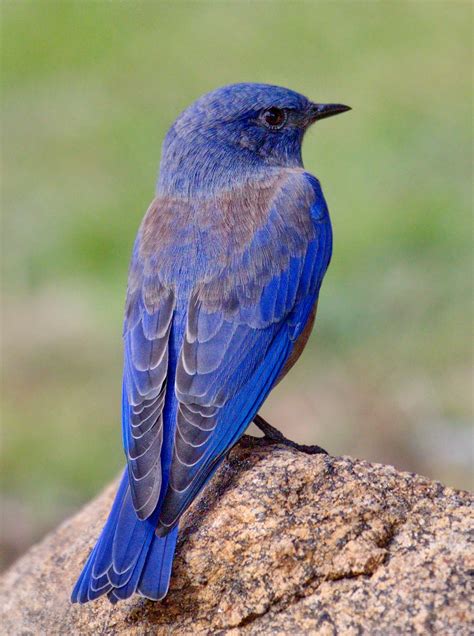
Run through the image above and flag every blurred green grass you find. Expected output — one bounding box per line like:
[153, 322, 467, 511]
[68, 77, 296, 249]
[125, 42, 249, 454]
[1, 2, 472, 567]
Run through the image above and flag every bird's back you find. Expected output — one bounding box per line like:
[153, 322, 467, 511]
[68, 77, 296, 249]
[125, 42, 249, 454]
[122, 167, 330, 533]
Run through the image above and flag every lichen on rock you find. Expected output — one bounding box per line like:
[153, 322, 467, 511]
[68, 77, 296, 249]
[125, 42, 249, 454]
[0, 436, 472, 634]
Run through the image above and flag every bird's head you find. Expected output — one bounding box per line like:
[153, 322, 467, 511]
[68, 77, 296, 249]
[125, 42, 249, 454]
[158, 83, 350, 196]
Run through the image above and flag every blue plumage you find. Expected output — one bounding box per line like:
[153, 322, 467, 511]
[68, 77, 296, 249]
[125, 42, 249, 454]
[71, 83, 349, 604]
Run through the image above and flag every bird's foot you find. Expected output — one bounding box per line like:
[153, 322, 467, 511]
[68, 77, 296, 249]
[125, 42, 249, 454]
[253, 414, 328, 455]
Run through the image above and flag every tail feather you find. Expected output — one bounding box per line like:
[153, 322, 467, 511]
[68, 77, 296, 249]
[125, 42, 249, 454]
[73, 542, 113, 603]
[137, 526, 179, 600]
[111, 486, 155, 576]
[90, 473, 129, 580]
[107, 530, 154, 603]
[71, 470, 178, 604]
[107, 549, 147, 603]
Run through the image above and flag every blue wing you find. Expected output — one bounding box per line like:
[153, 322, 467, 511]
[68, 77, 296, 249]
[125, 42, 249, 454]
[156, 171, 332, 532]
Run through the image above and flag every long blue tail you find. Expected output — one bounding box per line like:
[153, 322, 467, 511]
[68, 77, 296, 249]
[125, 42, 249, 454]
[71, 470, 178, 604]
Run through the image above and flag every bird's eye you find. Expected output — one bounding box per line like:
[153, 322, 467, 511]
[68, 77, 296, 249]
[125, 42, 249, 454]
[260, 107, 287, 130]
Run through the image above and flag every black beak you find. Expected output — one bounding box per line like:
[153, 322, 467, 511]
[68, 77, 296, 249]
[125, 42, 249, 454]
[307, 103, 351, 124]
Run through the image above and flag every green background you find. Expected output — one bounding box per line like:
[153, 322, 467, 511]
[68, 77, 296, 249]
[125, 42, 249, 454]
[1, 1, 472, 568]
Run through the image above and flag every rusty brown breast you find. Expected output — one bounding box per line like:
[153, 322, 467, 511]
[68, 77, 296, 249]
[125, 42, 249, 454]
[276, 300, 318, 384]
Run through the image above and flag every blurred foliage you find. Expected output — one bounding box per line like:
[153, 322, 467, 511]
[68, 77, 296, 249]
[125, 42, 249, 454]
[1, 2, 472, 567]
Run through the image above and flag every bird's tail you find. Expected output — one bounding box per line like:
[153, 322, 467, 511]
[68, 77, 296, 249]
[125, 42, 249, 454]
[71, 470, 178, 604]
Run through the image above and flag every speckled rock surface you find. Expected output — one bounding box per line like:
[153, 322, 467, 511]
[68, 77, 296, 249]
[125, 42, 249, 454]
[1, 437, 472, 635]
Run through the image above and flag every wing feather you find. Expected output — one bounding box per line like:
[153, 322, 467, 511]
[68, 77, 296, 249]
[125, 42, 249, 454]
[157, 171, 332, 532]
[121, 236, 175, 520]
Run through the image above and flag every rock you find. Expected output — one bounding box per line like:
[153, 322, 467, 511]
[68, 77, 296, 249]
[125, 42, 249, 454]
[0, 436, 472, 635]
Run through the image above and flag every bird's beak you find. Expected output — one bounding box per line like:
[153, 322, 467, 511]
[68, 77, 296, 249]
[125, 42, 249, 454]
[306, 103, 351, 125]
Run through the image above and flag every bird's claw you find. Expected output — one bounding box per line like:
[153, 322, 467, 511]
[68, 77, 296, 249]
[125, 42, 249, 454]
[253, 414, 328, 455]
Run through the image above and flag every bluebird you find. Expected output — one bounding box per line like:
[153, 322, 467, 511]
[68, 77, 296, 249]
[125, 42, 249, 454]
[71, 83, 350, 604]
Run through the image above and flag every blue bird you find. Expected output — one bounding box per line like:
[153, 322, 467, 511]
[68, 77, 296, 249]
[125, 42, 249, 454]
[71, 83, 350, 604]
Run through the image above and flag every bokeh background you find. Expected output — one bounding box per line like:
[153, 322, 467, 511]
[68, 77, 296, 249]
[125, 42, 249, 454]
[1, 2, 472, 569]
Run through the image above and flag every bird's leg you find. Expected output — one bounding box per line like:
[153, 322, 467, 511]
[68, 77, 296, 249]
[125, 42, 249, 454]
[253, 414, 328, 455]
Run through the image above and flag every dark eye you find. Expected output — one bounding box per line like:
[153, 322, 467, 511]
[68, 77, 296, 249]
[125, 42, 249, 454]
[260, 107, 287, 130]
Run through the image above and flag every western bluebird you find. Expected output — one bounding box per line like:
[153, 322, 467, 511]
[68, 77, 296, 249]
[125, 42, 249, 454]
[72, 83, 350, 604]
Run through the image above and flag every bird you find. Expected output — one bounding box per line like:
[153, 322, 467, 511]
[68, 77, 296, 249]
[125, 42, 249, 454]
[71, 83, 350, 604]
